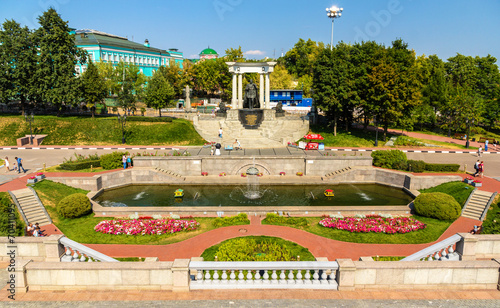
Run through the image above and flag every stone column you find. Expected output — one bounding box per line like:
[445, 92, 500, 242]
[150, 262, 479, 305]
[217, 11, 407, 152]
[336, 258, 356, 291]
[265, 73, 271, 109]
[232, 74, 237, 109]
[172, 259, 190, 292]
[259, 74, 265, 109]
[185, 85, 191, 111]
[14, 259, 32, 293]
[456, 232, 479, 261]
[238, 73, 243, 109]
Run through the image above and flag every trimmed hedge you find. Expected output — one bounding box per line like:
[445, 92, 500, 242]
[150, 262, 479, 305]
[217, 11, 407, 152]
[100, 151, 129, 170]
[212, 213, 250, 228]
[126, 116, 172, 122]
[59, 160, 101, 170]
[407, 160, 426, 173]
[57, 193, 92, 219]
[407, 160, 460, 173]
[263, 213, 308, 227]
[371, 150, 407, 169]
[413, 192, 461, 221]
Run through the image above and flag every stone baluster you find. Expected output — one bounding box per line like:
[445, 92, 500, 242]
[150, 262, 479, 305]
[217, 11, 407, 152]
[279, 270, 286, 284]
[328, 268, 336, 284]
[263, 270, 270, 284]
[288, 270, 295, 284]
[312, 270, 320, 284]
[304, 270, 312, 284]
[246, 271, 253, 284]
[197, 270, 204, 283]
[238, 270, 244, 283]
[296, 270, 303, 283]
[213, 270, 220, 284]
[229, 270, 236, 284]
[271, 270, 278, 284]
[255, 270, 262, 284]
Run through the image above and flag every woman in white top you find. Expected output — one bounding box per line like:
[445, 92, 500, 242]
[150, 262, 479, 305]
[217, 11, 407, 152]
[4, 156, 9, 172]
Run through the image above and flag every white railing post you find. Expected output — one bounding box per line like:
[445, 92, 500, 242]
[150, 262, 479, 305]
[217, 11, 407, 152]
[59, 237, 119, 262]
[401, 234, 462, 261]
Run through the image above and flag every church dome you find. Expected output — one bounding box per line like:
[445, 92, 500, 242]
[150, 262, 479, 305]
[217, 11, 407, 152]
[200, 48, 218, 56]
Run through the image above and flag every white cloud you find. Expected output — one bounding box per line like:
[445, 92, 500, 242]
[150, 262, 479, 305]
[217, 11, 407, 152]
[189, 54, 199, 58]
[244, 50, 265, 56]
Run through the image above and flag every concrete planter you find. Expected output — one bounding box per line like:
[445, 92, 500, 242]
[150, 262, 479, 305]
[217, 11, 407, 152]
[27, 178, 37, 184]
[473, 182, 482, 187]
[464, 179, 473, 184]
[36, 175, 45, 181]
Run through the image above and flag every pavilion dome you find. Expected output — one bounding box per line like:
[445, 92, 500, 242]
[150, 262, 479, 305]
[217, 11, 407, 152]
[200, 48, 218, 56]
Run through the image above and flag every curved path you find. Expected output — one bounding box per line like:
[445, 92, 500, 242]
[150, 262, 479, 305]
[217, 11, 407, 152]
[85, 214, 480, 261]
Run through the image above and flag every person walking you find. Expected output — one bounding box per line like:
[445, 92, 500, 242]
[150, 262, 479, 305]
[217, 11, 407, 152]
[210, 143, 214, 156]
[126, 155, 132, 168]
[4, 157, 9, 172]
[485, 139, 489, 152]
[215, 142, 221, 156]
[122, 155, 127, 169]
[218, 127, 223, 139]
[479, 161, 484, 178]
[478, 146, 482, 157]
[473, 160, 480, 177]
[234, 139, 242, 150]
[14, 157, 26, 173]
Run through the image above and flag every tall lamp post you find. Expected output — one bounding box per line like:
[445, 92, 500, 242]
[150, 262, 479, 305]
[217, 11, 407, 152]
[374, 115, 379, 147]
[326, 6, 343, 51]
[25, 112, 34, 145]
[465, 117, 474, 149]
[118, 114, 127, 144]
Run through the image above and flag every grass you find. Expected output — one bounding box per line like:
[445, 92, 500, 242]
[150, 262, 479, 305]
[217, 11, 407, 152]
[44, 165, 105, 173]
[115, 257, 145, 262]
[374, 256, 405, 261]
[263, 215, 452, 244]
[309, 124, 396, 147]
[419, 181, 474, 207]
[200, 236, 316, 261]
[481, 199, 500, 234]
[0, 114, 205, 146]
[31, 180, 228, 245]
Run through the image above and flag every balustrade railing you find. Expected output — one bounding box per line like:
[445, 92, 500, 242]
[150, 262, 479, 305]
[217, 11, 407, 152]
[190, 261, 338, 289]
[59, 237, 119, 262]
[401, 234, 461, 261]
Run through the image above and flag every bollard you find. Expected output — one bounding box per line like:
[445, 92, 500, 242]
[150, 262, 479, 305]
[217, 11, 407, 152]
[43, 163, 46, 172]
[464, 164, 467, 173]
[91, 164, 93, 172]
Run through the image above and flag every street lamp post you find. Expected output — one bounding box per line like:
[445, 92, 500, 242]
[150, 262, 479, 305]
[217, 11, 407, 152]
[118, 114, 127, 144]
[25, 112, 34, 145]
[326, 6, 343, 51]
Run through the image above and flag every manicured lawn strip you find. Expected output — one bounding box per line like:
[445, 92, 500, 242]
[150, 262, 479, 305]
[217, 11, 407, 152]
[374, 256, 405, 261]
[44, 165, 105, 173]
[309, 125, 396, 147]
[418, 181, 473, 207]
[482, 200, 500, 234]
[263, 216, 452, 244]
[0, 115, 205, 146]
[115, 257, 145, 262]
[200, 236, 316, 261]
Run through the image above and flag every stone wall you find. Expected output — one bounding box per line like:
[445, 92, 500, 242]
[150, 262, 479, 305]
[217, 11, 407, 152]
[469, 234, 500, 260]
[0, 235, 63, 262]
[337, 258, 500, 291]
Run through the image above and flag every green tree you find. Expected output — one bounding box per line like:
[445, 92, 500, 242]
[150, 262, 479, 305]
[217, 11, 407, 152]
[224, 46, 245, 62]
[114, 61, 146, 113]
[270, 64, 293, 90]
[283, 38, 324, 77]
[81, 59, 106, 118]
[417, 55, 448, 129]
[34, 8, 87, 113]
[0, 20, 38, 113]
[162, 60, 184, 98]
[193, 58, 231, 101]
[144, 67, 175, 117]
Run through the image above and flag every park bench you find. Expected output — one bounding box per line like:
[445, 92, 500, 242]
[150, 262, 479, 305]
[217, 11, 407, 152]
[453, 133, 466, 140]
[478, 137, 497, 144]
[16, 134, 47, 147]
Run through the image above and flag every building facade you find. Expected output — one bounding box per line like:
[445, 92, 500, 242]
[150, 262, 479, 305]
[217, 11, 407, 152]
[199, 47, 218, 60]
[270, 89, 312, 107]
[73, 29, 183, 77]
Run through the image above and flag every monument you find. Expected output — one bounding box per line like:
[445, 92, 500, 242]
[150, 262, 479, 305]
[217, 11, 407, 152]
[243, 80, 260, 109]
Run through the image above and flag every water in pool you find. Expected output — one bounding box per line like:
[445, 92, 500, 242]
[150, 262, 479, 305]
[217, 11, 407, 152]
[95, 184, 413, 207]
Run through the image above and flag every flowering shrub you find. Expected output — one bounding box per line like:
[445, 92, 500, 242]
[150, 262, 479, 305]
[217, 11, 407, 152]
[36, 172, 44, 176]
[296, 172, 303, 176]
[329, 214, 344, 219]
[319, 216, 426, 234]
[473, 180, 482, 183]
[94, 218, 200, 235]
[257, 172, 263, 177]
[28, 176, 36, 180]
[241, 173, 247, 177]
[280, 172, 286, 176]
[219, 172, 226, 177]
[465, 176, 474, 181]
[201, 172, 208, 176]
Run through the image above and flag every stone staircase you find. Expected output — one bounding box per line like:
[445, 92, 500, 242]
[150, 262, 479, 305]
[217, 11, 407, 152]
[461, 190, 496, 221]
[154, 167, 186, 181]
[193, 115, 309, 148]
[9, 188, 52, 226]
[323, 167, 353, 179]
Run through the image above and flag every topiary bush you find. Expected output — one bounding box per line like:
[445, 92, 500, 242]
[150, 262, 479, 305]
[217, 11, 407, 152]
[424, 163, 460, 172]
[263, 213, 308, 227]
[57, 193, 92, 218]
[371, 150, 407, 169]
[100, 151, 129, 170]
[407, 160, 426, 173]
[413, 192, 461, 221]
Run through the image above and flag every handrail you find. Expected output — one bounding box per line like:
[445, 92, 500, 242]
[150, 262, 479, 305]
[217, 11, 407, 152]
[401, 234, 462, 261]
[460, 187, 478, 216]
[27, 186, 53, 224]
[190, 261, 338, 270]
[480, 192, 497, 221]
[59, 237, 119, 262]
[8, 191, 28, 225]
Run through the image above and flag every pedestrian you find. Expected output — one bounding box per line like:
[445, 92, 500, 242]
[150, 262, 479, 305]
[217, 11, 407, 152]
[26, 223, 34, 236]
[215, 142, 221, 156]
[4, 156, 9, 173]
[14, 157, 26, 173]
[127, 155, 132, 168]
[485, 139, 489, 152]
[210, 143, 214, 156]
[479, 161, 484, 178]
[478, 146, 482, 157]
[218, 127, 223, 139]
[122, 155, 127, 169]
[473, 160, 480, 177]
[234, 139, 242, 150]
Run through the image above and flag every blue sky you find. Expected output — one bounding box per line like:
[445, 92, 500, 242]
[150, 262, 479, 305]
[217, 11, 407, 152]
[1, 0, 499, 61]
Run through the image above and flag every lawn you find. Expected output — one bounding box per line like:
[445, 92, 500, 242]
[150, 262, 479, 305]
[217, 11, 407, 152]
[263, 215, 452, 244]
[481, 199, 500, 234]
[0, 114, 205, 146]
[31, 180, 228, 245]
[200, 236, 316, 261]
[419, 181, 473, 207]
[309, 124, 395, 147]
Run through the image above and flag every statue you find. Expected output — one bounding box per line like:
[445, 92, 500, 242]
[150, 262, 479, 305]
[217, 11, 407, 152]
[243, 80, 260, 109]
[275, 102, 283, 113]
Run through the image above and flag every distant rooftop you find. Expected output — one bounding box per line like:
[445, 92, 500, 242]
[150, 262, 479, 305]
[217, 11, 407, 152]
[75, 29, 127, 40]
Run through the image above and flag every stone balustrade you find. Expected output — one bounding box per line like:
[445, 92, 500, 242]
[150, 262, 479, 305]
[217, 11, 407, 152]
[59, 237, 119, 262]
[401, 234, 461, 261]
[189, 261, 338, 289]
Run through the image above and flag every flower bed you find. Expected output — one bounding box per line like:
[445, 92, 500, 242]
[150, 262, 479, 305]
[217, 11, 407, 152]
[201, 172, 208, 176]
[318, 215, 426, 234]
[94, 218, 200, 236]
[219, 172, 226, 177]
